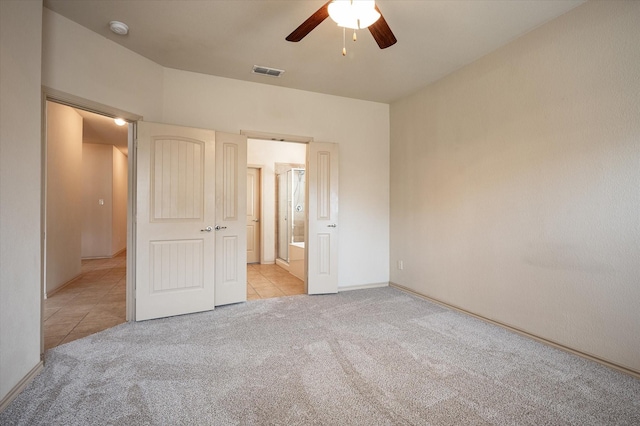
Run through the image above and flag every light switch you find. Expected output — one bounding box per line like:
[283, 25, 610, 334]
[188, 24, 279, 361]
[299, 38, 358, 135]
[99, 199, 104, 205]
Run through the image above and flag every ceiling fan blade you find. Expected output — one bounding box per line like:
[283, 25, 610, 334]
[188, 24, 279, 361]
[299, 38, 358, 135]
[286, 1, 332, 42]
[368, 5, 397, 49]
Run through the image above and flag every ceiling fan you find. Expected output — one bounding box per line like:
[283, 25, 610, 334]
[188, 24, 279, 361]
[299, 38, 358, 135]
[286, 0, 397, 51]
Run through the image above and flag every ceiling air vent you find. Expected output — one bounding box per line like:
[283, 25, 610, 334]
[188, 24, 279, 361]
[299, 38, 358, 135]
[252, 65, 285, 78]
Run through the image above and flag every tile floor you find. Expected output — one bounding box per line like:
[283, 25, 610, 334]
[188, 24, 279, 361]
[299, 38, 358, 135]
[44, 251, 127, 351]
[247, 263, 306, 300]
[44, 257, 305, 350]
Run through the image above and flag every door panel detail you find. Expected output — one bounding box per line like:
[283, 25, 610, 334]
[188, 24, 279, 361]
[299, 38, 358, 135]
[222, 236, 239, 282]
[151, 138, 203, 221]
[223, 143, 238, 221]
[150, 240, 203, 292]
[318, 233, 331, 275]
[317, 151, 331, 220]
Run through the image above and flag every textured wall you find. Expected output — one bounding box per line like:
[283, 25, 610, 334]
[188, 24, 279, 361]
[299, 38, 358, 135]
[42, 8, 164, 122]
[390, 1, 640, 372]
[46, 102, 83, 293]
[112, 146, 128, 255]
[79, 143, 127, 258]
[81, 143, 114, 258]
[0, 0, 43, 404]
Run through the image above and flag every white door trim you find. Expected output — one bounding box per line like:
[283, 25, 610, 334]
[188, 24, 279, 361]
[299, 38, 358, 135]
[241, 130, 313, 144]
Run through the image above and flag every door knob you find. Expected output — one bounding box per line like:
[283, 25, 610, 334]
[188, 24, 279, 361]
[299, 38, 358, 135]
[253, 219, 260, 223]
[327, 224, 337, 228]
[214, 225, 227, 230]
[201, 226, 213, 232]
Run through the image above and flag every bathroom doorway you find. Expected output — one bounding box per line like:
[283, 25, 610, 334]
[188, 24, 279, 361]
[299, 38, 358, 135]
[246, 138, 307, 300]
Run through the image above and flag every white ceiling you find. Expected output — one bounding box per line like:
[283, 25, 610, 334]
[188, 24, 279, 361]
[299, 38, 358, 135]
[45, 0, 585, 104]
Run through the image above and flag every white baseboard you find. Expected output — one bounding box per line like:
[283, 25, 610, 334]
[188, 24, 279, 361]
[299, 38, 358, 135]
[45, 273, 82, 299]
[0, 361, 43, 412]
[338, 282, 389, 292]
[274, 258, 289, 271]
[81, 247, 126, 260]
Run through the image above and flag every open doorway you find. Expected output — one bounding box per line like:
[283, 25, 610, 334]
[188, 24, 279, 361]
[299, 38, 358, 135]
[246, 137, 307, 300]
[43, 100, 130, 350]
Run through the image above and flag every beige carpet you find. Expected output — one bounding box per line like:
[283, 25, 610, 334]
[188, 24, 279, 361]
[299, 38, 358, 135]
[2, 287, 639, 425]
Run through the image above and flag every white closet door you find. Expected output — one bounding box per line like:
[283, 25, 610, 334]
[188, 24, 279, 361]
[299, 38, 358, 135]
[214, 132, 248, 306]
[307, 142, 339, 294]
[136, 122, 216, 321]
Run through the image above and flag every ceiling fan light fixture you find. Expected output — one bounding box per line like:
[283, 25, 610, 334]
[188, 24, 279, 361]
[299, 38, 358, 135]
[328, 0, 380, 30]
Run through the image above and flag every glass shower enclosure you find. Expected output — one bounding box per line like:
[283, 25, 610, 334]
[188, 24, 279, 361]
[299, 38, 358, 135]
[276, 168, 305, 263]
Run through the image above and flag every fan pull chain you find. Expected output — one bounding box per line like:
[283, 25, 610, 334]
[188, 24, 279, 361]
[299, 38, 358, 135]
[342, 27, 346, 56]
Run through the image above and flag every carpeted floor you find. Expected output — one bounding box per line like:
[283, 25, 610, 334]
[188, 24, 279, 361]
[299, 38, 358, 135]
[2, 287, 639, 425]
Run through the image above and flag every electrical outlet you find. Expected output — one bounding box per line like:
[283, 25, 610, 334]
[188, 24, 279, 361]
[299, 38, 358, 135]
[397, 260, 404, 270]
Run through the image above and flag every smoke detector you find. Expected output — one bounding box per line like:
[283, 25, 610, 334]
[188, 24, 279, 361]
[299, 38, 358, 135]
[252, 65, 285, 78]
[109, 21, 129, 35]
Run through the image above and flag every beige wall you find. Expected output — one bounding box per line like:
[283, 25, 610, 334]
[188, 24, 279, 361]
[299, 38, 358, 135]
[45, 102, 83, 294]
[112, 146, 128, 255]
[0, 0, 43, 405]
[162, 69, 391, 287]
[81, 144, 128, 258]
[42, 8, 164, 122]
[390, 1, 640, 372]
[41, 8, 390, 288]
[247, 139, 307, 263]
[81, 143, 114, 258]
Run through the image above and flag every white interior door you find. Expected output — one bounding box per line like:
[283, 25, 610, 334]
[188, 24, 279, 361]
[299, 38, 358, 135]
[214, 132, 247, 306]
[135, 122, 216, 321]
[307, 142, 339, 294]
[246, 167, 261, 263]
